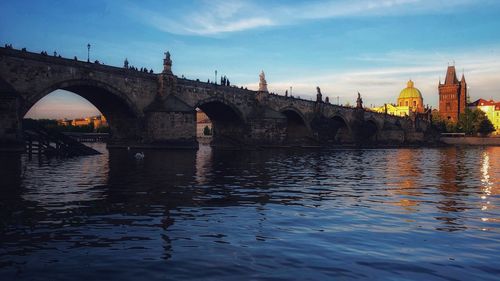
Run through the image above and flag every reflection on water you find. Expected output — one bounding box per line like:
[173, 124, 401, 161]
[0, 145, 499, 281]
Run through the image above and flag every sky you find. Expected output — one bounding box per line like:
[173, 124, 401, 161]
[1, 0, 500, 119]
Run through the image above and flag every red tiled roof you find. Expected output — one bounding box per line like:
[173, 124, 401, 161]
[469, 98, 496, 107]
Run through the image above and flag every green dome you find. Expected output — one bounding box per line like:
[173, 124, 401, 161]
[398, 80, 423, 100]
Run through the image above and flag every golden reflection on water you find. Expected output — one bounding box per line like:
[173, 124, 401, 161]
[385, 149, 422, 213]
[436, 147, 472, 216]
[480, 147, 499, 224]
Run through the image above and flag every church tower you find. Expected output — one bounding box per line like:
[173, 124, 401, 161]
[438, 66, 467, 122]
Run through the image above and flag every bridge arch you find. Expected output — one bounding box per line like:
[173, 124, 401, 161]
[25, 79, 141, 117]
[23, 79, 142, 141]
[195, 97, 245, 123]
[330, 114, 353, 143]
[279, 106, 312, 143]
[362, 118, 380, 142]
[195, 97, 247, 147]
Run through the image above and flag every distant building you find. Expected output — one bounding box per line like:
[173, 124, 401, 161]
[196, 110, 210, 124]
[468, 98, 500, 135]
[438, 66, 467, 122]
[60, 115, 108, 129]
[370, 80, 424, 117]
[371, 103, 410, 117]
[92, 115, 107, 128]
[57, 119, 71, 126]
[496, 103, 500, 135]
[71, 118, 90, 127]
[196, 109, 212, 137]
[398, 80, 424, 113]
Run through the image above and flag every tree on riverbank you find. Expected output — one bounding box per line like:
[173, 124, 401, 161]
[203, 125, 212, 136]
[432, 109, 495, 136]
[478, 118, 495, 136]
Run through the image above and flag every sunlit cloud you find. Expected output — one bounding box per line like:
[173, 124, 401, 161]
[245, 47, 500, 107]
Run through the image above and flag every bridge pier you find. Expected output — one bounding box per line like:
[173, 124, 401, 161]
[141, 95, 197, 149]
[245, 108, 288, 147]
[0, 94, 23, 152]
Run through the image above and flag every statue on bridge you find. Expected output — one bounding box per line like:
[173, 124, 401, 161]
[259, 71, 268, 92]
[163, 51, 172, 73]
[316, 86, 323, 102]
[356, 92, 363, 109]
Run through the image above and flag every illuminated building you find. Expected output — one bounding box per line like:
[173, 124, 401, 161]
[71, 118, 90, 126]
[438, 66, 467, 122]
[371, 103, 410, 117]
[196, 109, 212, 137]
[92, 115, 107, 128]
[468, 99, 500, 135]
[371, 80, 424, 116]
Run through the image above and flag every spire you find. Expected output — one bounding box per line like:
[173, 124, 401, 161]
[407, 79, 414, 88]
[444, 65, 458, 85]
[461, 73, 466, 84]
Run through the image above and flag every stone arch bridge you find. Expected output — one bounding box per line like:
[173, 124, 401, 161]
[0, 47, 432, 150]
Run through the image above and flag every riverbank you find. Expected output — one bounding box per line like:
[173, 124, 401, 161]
[440, 136, 500, 146]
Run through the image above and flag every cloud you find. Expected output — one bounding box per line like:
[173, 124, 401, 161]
[248, 47, 500, 107]
[126, 0, 274, 36]
[126, 0, 482, 36]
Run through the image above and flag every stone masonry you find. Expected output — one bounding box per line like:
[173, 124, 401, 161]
[0, 47, 435, 150]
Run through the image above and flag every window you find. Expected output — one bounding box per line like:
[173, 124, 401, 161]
[405, 101, 409, 106]
[413, 101, 417, 107]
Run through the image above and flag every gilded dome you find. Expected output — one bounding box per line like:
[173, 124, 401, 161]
[398, 80, 423, 100]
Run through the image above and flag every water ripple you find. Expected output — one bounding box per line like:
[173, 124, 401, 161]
[0, 145, 499, 280]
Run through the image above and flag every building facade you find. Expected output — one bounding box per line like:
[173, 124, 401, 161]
[497, 103, 500, 135]
[196, 110, 212, 138]
[371, 103, 410, 117]
[438, 66, 467, 122]
[468, 98, 500, 135]
[398, 80, 424, 113]
[371, 80, 424, 117]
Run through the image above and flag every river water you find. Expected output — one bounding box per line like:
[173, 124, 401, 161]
[0, 144, 498, 281]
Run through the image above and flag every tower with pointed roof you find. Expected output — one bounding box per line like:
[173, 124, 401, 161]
[438, 65, 467, 122]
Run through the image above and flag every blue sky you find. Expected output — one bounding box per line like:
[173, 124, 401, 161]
[1, 0, 499, 118]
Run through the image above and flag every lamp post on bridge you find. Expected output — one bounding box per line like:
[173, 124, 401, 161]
[215, 70, 217, 85]
[87, 43, 91, 63]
